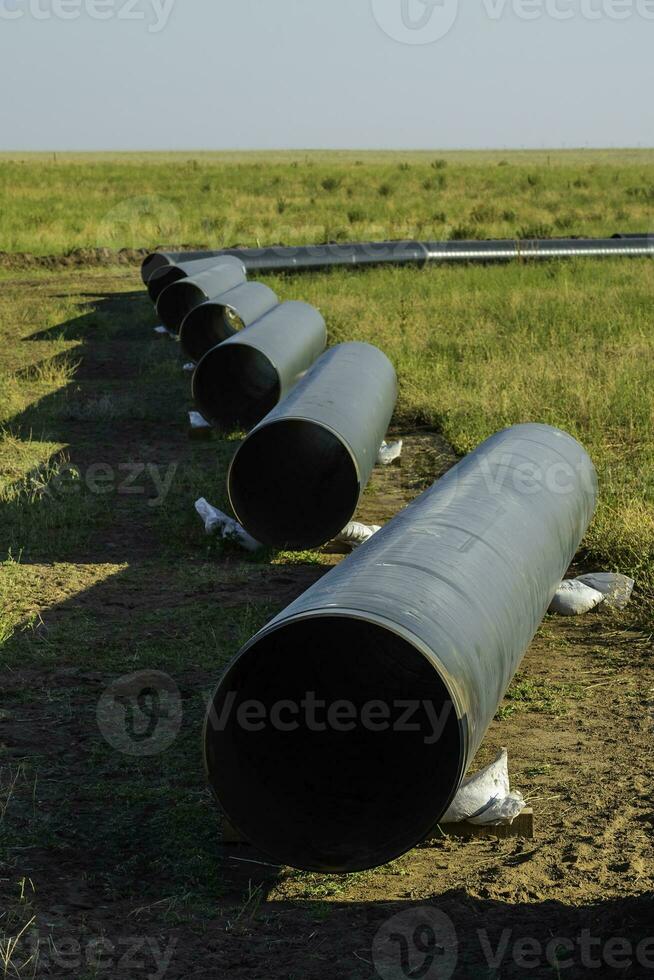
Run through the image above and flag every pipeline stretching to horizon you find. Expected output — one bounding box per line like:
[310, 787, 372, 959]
[138, 233, 609, 872]
[142, 232, 653, 282]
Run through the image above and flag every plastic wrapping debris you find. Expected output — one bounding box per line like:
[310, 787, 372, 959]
[335, 522, 382, 550]
[441, 749, 526, 826]
[189, 411, 211, 430]
[549, 580, 605, 616]
[183, 362, 196, 373]
[576, 573, 635, 610]
[195, 498, 261, 552]
[154, 325, 176, 337]
[377, 440, 403, 466]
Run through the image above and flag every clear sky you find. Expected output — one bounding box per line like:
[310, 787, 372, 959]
[0, 0, 652, 150]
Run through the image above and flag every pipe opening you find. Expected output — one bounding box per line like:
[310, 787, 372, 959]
[180, 303, 244, 361]
[194, 345, 280, 431]
[229, 420, 361, 549]
[142, 253, 170, 284]
[147, 266, 185, 303]
[205, 616, 463, 872]
[224, 306, 245, 332]
[157, 281, 206, 333]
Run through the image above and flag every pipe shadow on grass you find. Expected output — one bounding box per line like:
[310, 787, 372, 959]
[1, 284, 245, 565]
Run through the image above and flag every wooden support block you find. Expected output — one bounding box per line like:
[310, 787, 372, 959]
[221, 809, 535, 849]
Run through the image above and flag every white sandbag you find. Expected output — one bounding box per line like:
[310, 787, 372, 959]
[469, 793, 527, 826]
[377, 440, 403, 466]
[576, 573, 635, 610]
[195, 498, 261, 553]
[189, 411, 211, 430]
[441, 749, 526, 826]
[335, 522, 382, 549]
[549, 579, 605, 616]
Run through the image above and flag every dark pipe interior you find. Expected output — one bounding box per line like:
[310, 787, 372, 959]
[180, 303, 242, 361]
[194, 345, 280, 431]
[205, 617, 462, 872]
[229, 420, 361, 549]
[142, 253, 170, 284]
[157, 282, 205, 333]
[147, 266, 185, 303]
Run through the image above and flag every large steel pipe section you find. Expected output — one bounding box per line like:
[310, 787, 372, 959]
[180, 282, 279, 362]
[193, 301, 327, 431]
[143, 234, 653, 278]
[205, 424, 598, 872]
[226, 240, 431, 272]
[227, 342, 397, 550]
[156, 258, 247, 334]
[141, 250, 224, 285]
[146, 257, 232, 304]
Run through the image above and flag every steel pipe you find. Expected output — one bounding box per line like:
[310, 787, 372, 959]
[228, 342, 397, 549]
[141, 250, 224, 285]
[193, 301, 327, 431]
[180, 282, 279, 362]
[205, 424, 597, 872]
[142, 234, 652, 277]
[146, 257, 232, 304]
[156, 258, 247, 334]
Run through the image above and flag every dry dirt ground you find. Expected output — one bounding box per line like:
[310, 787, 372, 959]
[0, 270, 653, 980]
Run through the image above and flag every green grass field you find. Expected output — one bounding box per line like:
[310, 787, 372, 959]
[1, 149, 652, 608]
[0, 151, 653, 978]
[1, 148, 653, 254]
